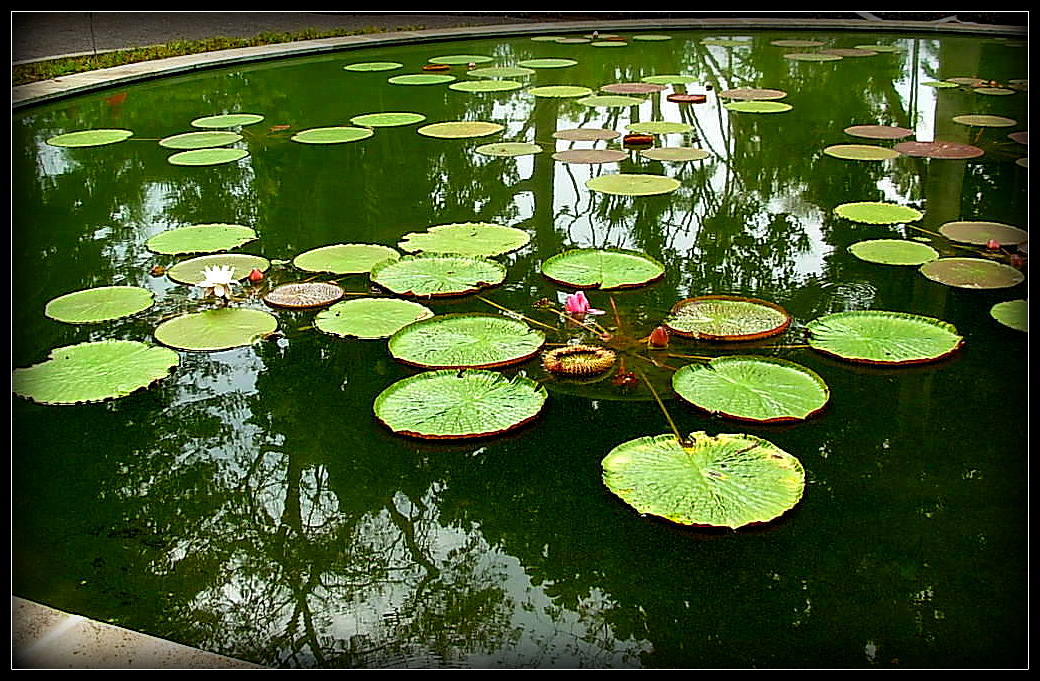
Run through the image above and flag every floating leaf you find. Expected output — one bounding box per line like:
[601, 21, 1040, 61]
[1008, 131, 1028, 145]
[640, 74, 699, 85]
[632, 34, 672, 41]
[719, 88, 787, 100]
[167, 148, 248, 166]
[923, 80, 960, 89]
[46, 129, 133, 147]
[344, 61, 403, 71]
[349, 112, 426, 127]
[834, 201, 923, 224]
[849, 239, 939, 265]
[262, 282, 344, 309]
[952, 114, 1017, 128]
[577, 95, 645, 108]
[600, 83, 667, 95]
[784, 52, 843, 62]
[167, 253, 270, 285]
[428, 54, 494, 65]
[475, 142, 543, 157]
[388, 73, 456, 85]
[938, 221, 1028, 246]
[946, 77, 988, 86]
[770, 39, 825, 47]
[468, 66, 536, 78]
[806, 310, 963, 365]
[541, 248, 665, 290]
[159, 131, 242, 149]
[13, 340, 179, 405]
[919, 258, 1025, 289]
[154, 307, 278, 351]
[625, 121, 693, 135]
[517, 58, 578, 69]
[417, 121, 504, 139]
[638, 147, 711, 162]
[601, 431, 806, 529]
[585, 173, 681, 196]
[449, 79, 524, 93]
[315, 298, 434, 339]
[824, 144, 901, 161]
[190, 113, 264, 128]
[374, 369, 548, 439]
[553, 128, 621, 141]
[528, 85, 594, 98]
[990, 300, 1027, 332]
[724, 101, 793, 113]
[591, 41, 628, 48]
[397, 222, 530, 257]
[290, 127, 373, 144]
[293, 243, 399, 275]
[893, 140, 984, 159]
[370, 253, 507, 297]
[820, 48, 877, 57]
[388, 313, 545, 369]
[664, 296, 790, 341]
[672, 356, 830, 423]
[44, 286, 155, 324]
[854, 43, 902, 52]
[552, 149, 627, 164]
[843, 124, 914, 139]
[973, 87, 1016, 96]
[145, 223, 257, 255]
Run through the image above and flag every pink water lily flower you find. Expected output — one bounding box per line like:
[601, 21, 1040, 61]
[564, 291, 605, 316]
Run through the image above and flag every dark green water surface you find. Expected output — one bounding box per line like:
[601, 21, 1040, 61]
[12, 28, 1028, 668]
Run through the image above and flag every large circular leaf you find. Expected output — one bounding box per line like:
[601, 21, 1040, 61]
[154, 307, 278, 351]
[428, 54, 493, 65]
[672, 356, 829, 423]
[190, 113, 264, 128]
[145, 223, 257, 255]
[262, 282, 344, 309]
[293, 243, 399, 275]
[664, 296, 791, 341]
[343, 61, 403, 72]
[553, 128, 621, 141]
[553, 149, 627, 164]
[541, 248, 665, 290]
[290, 127, 373, 144]
[397, 222, 530, 257]
[844, 124, 914, 139]
[824, 144, 900, 161]
[952, 114, 1017, 128]
[834, 201, 923, 224]
[528, 85, 594, 98]
[640, 74, 699, 85]
[517, 58, 577, 69]
[388, 313, 545, 369]
[349, 112, 426, 127]
[159, 131, 242, 149]
[919, 258, 1025, 289]
[990, 300, 1027, 332]
[577, 95, 645, 108]
[938, 221, 1028, 246]
[474, 142, 543, 157]
[625, 121, 694, 135]
[893, 140, 984, 159]
[639, 147, 711, 162]
[167, 254, 270, 285]
[848, 239, 939, 265]
[723, 101, 793, 113]
[807, 310, 963, 365]
[44, 286, 155, 324]
[13, 340, 179, 405]
[719, 88, 787, 100]
[417, 121, 504, 139]
[449, 80, 524, 93]
[585, 174, 681, 196]
[167, 148, 248, 166]
[388, 74, 456, 85]
[370, 253, 507, 297]
[468, 66, 535, 78]
[601, 431, 806, 529]
[374, 369, 548, 439]
[315, 298, 434, 339]
[46, 129, 133, 147]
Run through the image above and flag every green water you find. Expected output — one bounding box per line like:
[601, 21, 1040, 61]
[12, 29, 1028, 668]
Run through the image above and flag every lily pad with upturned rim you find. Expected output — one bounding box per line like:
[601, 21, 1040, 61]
[848, 239, 939, 265]
[640, 74, 699, 85]
[475, 142, 543, 157]
[154, 307, 279, 352]
[417, 121, 504, 139]
[724, 101, 793, 113]
[190, 113, 265, 129]
[159, 131, 242, 149]
[166, 253, 270, 285]
[44, 286, 155, 324]
[719, 88, 788, 100]
[168, 148, 248, 166]
[601, 431, 806, 529]
[349, 112, 427, 127]
[552, 149, 628, 164]
[388, 313, 545, 369]
[46, 129, 134, 147]
[672, 356, 830, 423]
[784, 52, 843, 62]
[315, 297, 434, 339]
[664, 295, 791, 341]
[770, 39, 825, 47]
[145, 223, 258, 255]
[428, 54, 494, 65]
[292, 243, 400, 275]
[585, 173, 682, 196]
[632, 34, 672, 41]
[397, 222, 531, 257]
[527, 85, 595, 98]
[919, 258, 1025, 290]
[13, 340, 179, 405]
[344, 61, 404, 72]
[823, 144, 901, 161]
[290, 127, 374, 144]
[938, 221, 1028, 246]
[834, 201, 923, 225]
[990, 300, 1027, 332]
[600, 83, 668, 95]
[370, 253, 507, 298]
[373, 369, 548, 440]
[806, 310, 963, 365]
[262, 282, 344, 309]
[541, 248, 665, 290]
[638, 147, 711, 162]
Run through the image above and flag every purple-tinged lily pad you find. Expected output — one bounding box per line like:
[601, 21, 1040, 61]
[919, 257, 1025, 289]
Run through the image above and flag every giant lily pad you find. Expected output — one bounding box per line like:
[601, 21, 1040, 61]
[601, 431, 805, 529]
[719, 88, 787, 100]
[784, 52, 843, 62]
[938, 221, 1028, 246]
[293, 243, 399, 275]
[528, 85, 594, 98]
[541, 248, 665, 290]
[13, 340, 179, 405]
[349, 112, 426, 127]
[417, 121, 504, 139]
[428, 54, 494, 65]
[468, 66, 536, 78]
[844, 124, 914, 139]
[145, 223, 258, 255]
[577, 95, 646, 108]
[449, 80, 524, 93]
[625, 121, 694, 135]
[990, 300, 1027, 332]
[952, 114, 1017, 128]
[824, 144, 901, 161]
[664, 296, 791, 341]
[585, 174, 681, 196]
[388, 74, 456, 85]
[672, 356, 830, 423]
[475, 142, 543, 157]
[919, 258, 1025, 289]
[806, 310, 963, 365]
[388, 313, 545, 369]
[373, 369, 548, 439]
[724, 101, 793, 113]
[370, 253, 507, 297]
[159, 131, 242, 149]
[46, 129, 133, 147]
[167, 148, 248, 166]
[517, 58, 578, 69]
[154, 307, 278, 351]
[290, 127, 373, 144]
[553, 128, 621, 142]
[397, 222, 530, 257]
[640, 75, 699, 85]
[849, 239, 939, 265]
[552, 149, 628, 164]
[344, 61, 403, 72]
[834, 201, 923, 224]
[167, 253, 270, 285]
[601, 83, 668, 95]
[893, 140, 984, 159]
[315, 298, 434, 339]
[262, 282, 344, 309]
[639, 147, 711, 162]
[44, 286, 155, 324]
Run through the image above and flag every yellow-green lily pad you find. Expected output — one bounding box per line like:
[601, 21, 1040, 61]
[541, 248, 665, 290]
[585, 173, 681, 196]
[990, 300, 1027, 332]
[397, 222, 531, 257]
[145, 223, 258, 255]
[849, 239, 939, 265]
[154, 307, 279, 352]
[417, 121, 504, 139]
[293, 243, 399, 275]
[44, 286, 155, 324]
[159, 131, 243, 149]
[46, 129, 134, 147]
[834, 201, 923, 224]
[388, 313, 545, 369]
[315, 298, 434, 340]
[167, 148, 248, 166]
[167, 253, 270, 285]
[190, 113, 264, 128]
[290, 127, 374, 144]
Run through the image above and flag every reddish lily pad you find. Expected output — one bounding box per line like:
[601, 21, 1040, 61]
[552, 149, 628, 164]
[262, 282, 344, 309]
[600, 82, 667, 95]
[553, 128, 621, 142]
[893, 140, 984, 159]
[938, 221, 1028, 246]
[919, 258, 1025, 289]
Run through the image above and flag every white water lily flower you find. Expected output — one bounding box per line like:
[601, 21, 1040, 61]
[197, 265, 238, 298]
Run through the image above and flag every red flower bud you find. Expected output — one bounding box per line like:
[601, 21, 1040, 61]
[248, 268, 264, 283]
[649, 325, 670, 348]
[1009, 254, 1025, 269]
[985, 239, 1001, 250]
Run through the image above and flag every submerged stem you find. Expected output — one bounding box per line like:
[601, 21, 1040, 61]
[475, 295, 559, 332]
[633, 366, 685, 445]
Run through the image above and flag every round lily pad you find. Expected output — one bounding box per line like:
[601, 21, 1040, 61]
[388, 74, 456, 85]
[528, 85, 595, 98]
[640, 74, 699, 85]
[449, 79, 524, 93]
[290, 127, 373, 144]
[639, 147, 711, 162]
[719, 88, 787, 100]
[824, 144, 901, 161]
[938, 221, 1028, 246]
[293, 243, 399, 275]
[388, 313, 545, 369]
[370, 253, 507, 298]
[349, 112, 426, 127]
[632, 34, 672, 41]
[44, 286, 155, 324]
[893, 140, 984, 159]
[806, 310, 963, 365]
[555, 37, 592, 44]
[553, 128, 621, 141]
[468, 66, 535, 78]
[344, 61, 403, 71]
[585, 173, 681, 196]
[946, 77, 988, 86]
[1009, 131, 1028, 145]
[417, 121, 504, 139]
[552, 149, 628, 164]
[600, 83, 667, 95]
[154, 307, 278, 352]
[834, 201, 923, 224]
[919, 258, 1025, 289]
[844, 124, 914, 139]
[517, 58, 578, 69]
[167, 253, 270, 285]
[374, 369, 548, 440]
[672, 356, 830, 423]
[973, 87, 1016, 96]
[475, 142, 543, 157]
[784, 52, 843, 62]
[854, 44, 902, 52]
[167, 148, 248, 166]
[724, 101, 793, 113]
[625, 121, 694, 135]
[262, 282, 344, 309]
[159, 131, 243, 149]
[591, 41, 627, 47]
[397, 222, 530, 257]
[13, 340, 179, 405]
[577, 95, 645, 108]
[952, 114, 1017, 128]
[428, 54, 493, 65]
[315, 297, 434, 339]
[923, 80, 960, 89]
[849, 239, 939, 265]
[664, 296, 791, 341]
[990, 299, 1027, 332]
[541, 248, 665, 290]
[190, 113, 264, 128]
[46, 129, 133, 147]
[145, 223, 257, 255]
[601, 431, 805, 529]
[820, 48, 877, 57]
[770, 39, 825, 47]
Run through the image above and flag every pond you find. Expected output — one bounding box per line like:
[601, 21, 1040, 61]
[11, 26, 1028, 668]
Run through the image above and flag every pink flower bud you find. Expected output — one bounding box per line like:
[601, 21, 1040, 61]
[564, 291, 591, 315]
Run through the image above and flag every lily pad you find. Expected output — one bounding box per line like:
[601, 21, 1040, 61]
[990, 299, 1027, 332]
[475, 142, 543, 157]
[388, 313, 545, 369]
[591, 41, 628, 47]
[449, 79, 524, 93]
[528, 85, 595, 98]
[938, 221, 1028, 246]
[848, 239, 939, 265]
[388, 74, 456, 85]
[553, 128, 621, 141]
[290, 127, 373, 144]
[919, 258, 1025, 289]
[541, 248, 665, 290]
[625, 121, 694, 135]
[373, 369, 548, 440]
[719, 88, 787, 100]
[167, 253, 270, 285]
[601, 431, 805, 529]
[343, 61, 403, 71]
[44, 286, 155, 324]
[973, 87, 1016, 96]
[190, 113, 265, 128]
[672, 356, 830, 423]
[893, 140, 984, 159]
[600, 83, 668, 95]
[293, 243, 400, 275]
[370, 253, 507, 298]
[639, 147, 711, 162]
[167, 148, 248, 166]
[632, 34, 672, 41]
[1008, 131, 1028, 145]
[349, 112, 426, 127]
[552, 149, 628, 164]
[46, 129, 134, 147]
[517, 58, 578, 69]
[417, 121, 504, 139]
[952, 114, 1017, 128]
[664, 296, 791, 341]
[585, 173, 682, 196]
[13, 340, 179, 405]
[824, 144, 901, 161]
[640, 75, 699, 85]
[806, 310, 963, 365]
[145, 223, 258, 255]
[468, 66, 536, 78]
[428, 54, 494, 65]
[770, 39, 825, 47]
[843, 124, 914, 139]
[577, 95, 645, 108]
[820, 48, 877, 57]
[154, 307, 278, 352]
[262, 282, 344, 309]
[784, 52, 843, 62]
[159, 131, 242, 149]
[724, 101, 793, 113]
[834, 201, 923, 225]
[923, 80, 960, 89]
[397, 222, 531, 257]
[315, 297, 434, 339]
